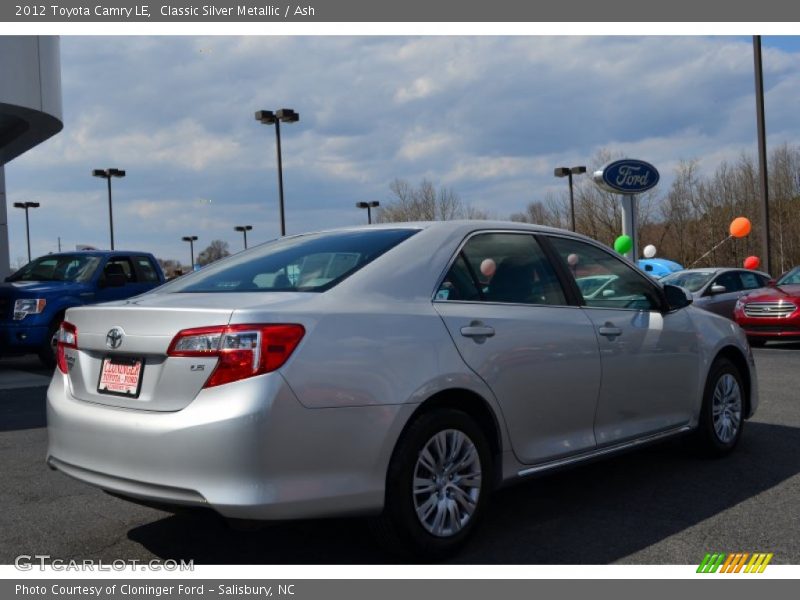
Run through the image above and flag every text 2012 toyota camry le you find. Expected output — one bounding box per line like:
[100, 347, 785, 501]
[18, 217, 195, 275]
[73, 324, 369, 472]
[47, 221, 757, 558]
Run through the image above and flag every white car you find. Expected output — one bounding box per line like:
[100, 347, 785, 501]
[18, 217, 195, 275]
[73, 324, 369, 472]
[47, 221, 757, 558]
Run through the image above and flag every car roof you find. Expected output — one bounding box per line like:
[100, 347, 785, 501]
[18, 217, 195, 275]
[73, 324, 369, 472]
[38, 250, 155, 258]
[667, 267, 770, 277]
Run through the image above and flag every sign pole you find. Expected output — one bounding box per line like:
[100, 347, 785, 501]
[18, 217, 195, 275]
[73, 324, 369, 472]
[620, 194, 638, 262]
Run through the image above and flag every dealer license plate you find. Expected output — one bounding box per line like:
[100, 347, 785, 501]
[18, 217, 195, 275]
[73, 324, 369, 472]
[97, 357, 144, 397]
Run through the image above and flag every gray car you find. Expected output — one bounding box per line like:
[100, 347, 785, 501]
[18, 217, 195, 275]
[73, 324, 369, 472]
[46, 222, 758, 558]
[661, 268, 771, 320]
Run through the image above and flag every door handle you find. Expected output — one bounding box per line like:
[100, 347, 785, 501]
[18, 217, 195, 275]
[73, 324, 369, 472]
[598, 324, 622, 338]
[460, 321, 495, 342]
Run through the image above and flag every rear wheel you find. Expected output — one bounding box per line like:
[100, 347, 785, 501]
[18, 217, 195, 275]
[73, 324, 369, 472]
[693, 357, 745, 457]
[747, 337, 767, 348]
[372, 408, 492, 560]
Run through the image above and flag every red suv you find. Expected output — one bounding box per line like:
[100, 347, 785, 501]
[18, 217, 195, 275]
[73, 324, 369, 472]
[734, 266, 800, 346]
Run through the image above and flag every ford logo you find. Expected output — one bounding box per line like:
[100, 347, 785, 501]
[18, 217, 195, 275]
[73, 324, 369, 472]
[593, 159, 660, 194]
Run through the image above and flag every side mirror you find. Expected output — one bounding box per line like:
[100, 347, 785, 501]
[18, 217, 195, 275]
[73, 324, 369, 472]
[709, 284, 727, 295]
[663, 284, 693, 311]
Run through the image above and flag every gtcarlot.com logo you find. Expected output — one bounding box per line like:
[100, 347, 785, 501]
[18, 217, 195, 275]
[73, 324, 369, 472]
[697, 552, 774, 573]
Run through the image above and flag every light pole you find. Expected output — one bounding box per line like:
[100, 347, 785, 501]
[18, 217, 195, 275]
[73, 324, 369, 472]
[13, 201, 40, 262]
[234, 225, 253, 249]
[255, 108, 300, 237]
[554, 166, 587, 232]
[753, 35, 772, 276]
[92, 168, 126, 250]
[356, 201, 380, 224]
[182, 236, 198, 269]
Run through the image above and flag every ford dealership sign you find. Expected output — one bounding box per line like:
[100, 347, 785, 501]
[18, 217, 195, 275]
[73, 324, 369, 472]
[593, 159, 660, 194]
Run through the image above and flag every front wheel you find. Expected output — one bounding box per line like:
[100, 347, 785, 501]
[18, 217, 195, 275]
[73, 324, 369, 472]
[693, 358, 745, 457]
[38, 318, 62, 369]
[372, 408, 492, 560]
[747, 337, 767, 348]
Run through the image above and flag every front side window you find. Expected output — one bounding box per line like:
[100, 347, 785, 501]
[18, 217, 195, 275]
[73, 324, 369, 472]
[436, 232, 567, 306]
[548, 236, 662, 311]
[163, 229, 418, 293]
[104, 258, 137, 283]
[713, 272, 743, 293]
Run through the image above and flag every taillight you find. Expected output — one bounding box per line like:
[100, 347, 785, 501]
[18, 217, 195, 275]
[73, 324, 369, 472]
[57, 321, 78, 374]
[167, 324, 305, 388]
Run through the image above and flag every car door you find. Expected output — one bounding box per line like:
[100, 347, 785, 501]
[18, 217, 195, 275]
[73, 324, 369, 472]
[433, 231, 602, 464]
[545, 235, 701, 446]
[703, 271, 744, 318]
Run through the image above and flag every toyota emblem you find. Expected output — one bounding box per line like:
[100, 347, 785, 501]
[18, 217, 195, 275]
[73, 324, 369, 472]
[106, 327, 124, 350]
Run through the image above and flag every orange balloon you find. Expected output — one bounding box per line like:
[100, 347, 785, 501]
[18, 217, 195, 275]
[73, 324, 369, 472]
[730, 217, 752, 238]
[743, 256, 760, 270]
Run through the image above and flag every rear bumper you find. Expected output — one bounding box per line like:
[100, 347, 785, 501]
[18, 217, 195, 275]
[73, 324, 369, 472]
[46, 371, 416, 520]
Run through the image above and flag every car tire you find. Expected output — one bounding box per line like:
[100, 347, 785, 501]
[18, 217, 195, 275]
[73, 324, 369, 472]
[747, 337, 767, 348]
[693, 357, 745, 457]
[38, 318, 62, 369]
[371, 408, 492, 560]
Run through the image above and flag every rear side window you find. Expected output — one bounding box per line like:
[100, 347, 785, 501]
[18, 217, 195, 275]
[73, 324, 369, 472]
[740, 272, 766, 290]
[164, 229, 419, 293]
[134, 256, 160, 282]
[436, 232, 567, 306]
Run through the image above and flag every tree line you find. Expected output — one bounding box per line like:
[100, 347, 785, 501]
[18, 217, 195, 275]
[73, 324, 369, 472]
[377, 145, 800, 276]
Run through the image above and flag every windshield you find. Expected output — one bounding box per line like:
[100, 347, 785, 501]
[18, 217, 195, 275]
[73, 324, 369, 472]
[6, 254, 101, 283]
[163, 228, 419, 293]
[777, 267, 800, 286]
[661, 271, 714, 293]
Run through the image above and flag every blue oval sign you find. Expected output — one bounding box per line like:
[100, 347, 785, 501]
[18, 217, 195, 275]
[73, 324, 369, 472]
[596, 159, 659, 194]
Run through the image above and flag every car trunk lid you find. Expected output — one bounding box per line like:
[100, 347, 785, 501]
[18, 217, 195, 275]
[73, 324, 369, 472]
[63, 291, 310, 411]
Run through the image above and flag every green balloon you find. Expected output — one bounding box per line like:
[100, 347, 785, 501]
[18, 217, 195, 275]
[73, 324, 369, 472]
[614, 235, 633, 254]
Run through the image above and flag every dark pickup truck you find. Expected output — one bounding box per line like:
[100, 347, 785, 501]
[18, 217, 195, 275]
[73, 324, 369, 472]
[0, 251, 165, 367]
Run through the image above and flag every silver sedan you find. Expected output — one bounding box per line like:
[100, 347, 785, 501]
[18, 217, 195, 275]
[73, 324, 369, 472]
[46, 221, 758, 558]
[661, 267, 771, 320]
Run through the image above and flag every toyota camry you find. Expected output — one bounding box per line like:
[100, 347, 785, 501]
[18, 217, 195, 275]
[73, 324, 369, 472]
[46, 221, 758, 558]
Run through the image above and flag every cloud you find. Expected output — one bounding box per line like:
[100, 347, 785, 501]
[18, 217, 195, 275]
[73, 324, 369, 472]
[5, 35, 800, 264]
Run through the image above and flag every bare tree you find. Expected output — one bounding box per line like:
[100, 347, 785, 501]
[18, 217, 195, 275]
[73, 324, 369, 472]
[196, 240, 230, 266]
[376, 178, 488, 223]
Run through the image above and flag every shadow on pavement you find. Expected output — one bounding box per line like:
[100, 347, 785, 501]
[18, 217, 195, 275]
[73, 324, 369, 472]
[0, 386, 47, 432]
[128, 421, 800, 564]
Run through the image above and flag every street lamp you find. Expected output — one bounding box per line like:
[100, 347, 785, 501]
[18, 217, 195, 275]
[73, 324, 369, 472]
[234, 225, 253, 250]
[255, 108, 300, 237]
[554, 166, 587, 232]
[13, 201, 40, 262]
[92, 168, 126, 250]
[356, 201, 380, 224]
[182, 236, 198, 269]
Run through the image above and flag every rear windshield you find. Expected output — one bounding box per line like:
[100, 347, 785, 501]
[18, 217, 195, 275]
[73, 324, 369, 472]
[163, 229, 419, 293]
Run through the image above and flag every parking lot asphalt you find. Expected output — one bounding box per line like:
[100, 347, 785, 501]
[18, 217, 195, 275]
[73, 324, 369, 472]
[1, 344, 799, 565]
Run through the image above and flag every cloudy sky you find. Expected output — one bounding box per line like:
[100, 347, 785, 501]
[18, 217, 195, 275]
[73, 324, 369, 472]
[5, 35, 800, 266]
